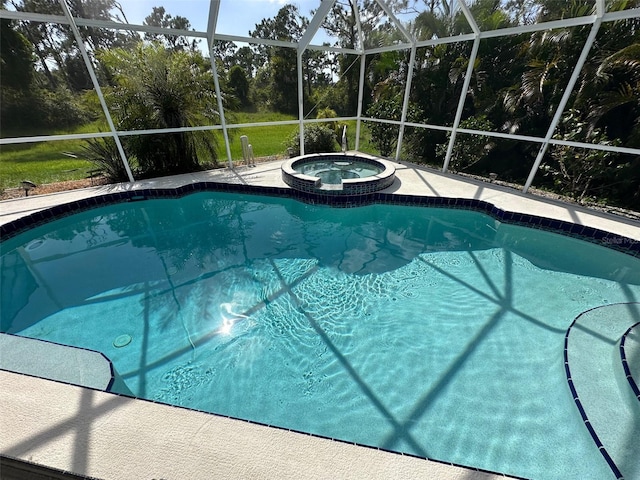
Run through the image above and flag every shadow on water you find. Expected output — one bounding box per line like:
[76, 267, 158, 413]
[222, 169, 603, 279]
[378, 250, 514, 452]
[264, 257, 431, 457]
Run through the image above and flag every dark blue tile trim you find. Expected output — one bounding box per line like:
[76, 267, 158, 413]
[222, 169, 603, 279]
[620, 322, 640, 403]
[2, 183, 638, 259]
[564, 305, 640, 480]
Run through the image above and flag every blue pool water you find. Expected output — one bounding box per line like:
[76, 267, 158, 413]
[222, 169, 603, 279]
[2, 192, 639, 479]
[295, 159, 382, 184]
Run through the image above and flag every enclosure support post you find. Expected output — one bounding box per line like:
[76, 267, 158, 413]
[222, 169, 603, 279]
[355, 54, 367, 151]
[442, 35, 480, 173]
[395, 44, 417, 162]
[442, 0, 481, 174]
[207, 0, 233, 168]
[297, 50, 305, 156]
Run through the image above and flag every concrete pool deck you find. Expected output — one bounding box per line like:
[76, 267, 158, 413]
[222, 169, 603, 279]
[1, 158, 639, 479]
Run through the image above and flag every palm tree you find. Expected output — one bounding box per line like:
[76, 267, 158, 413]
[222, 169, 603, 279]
[99, 42, 220, 177]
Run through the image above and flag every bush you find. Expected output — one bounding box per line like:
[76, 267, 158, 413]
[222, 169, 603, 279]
[285, 124, 338, 156]
[80, 137, 133, 183]
[0, 86, 90, 133]
[436, 115, 495, 172]
[366, 97, 421, 157]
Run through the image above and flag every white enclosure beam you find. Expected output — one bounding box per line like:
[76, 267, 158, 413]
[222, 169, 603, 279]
[307, 44, 360, 55]
[298, 0, 336, 52]
[415, 33, 476, 48]
[442, 34, 481, 172]
[207, 0, 220, 37]
[395, 45, 417, 161]
[297, 51, 305, 156]
[206, 0, 233, 168]
[458, 0, 481, 35]
[479, 16, 596, 39]
[374, 0, 414, 43]
[354, 0, 366, 150]
[57, 0, 134, 183]
[355, 54, 367, 151]
[365, 43, 413, 55]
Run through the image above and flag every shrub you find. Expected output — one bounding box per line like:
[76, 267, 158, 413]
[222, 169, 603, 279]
[80, 137, 133, 183]
[436, 116, 495, 172]
[285, 124, 338, 156]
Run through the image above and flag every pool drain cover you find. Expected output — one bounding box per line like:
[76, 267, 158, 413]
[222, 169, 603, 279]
[113, 334, 132, 348]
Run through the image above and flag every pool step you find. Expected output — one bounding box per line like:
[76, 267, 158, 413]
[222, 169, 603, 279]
[0, 333, 131, 395]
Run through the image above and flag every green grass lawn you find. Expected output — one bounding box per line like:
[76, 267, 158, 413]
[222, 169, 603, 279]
[0, 113, 378, 191]
[218, 111, 298, 161]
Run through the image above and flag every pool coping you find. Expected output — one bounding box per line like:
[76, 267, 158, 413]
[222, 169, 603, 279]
[1, 159, 639, 480]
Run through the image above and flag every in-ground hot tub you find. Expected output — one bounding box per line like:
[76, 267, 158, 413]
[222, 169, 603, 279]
[281, 152, 396, 195]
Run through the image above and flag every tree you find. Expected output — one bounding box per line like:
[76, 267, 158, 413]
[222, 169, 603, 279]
[11, 0, 136, 91]
[228, 65, 250, 107]
[143, 6, 198, 52]
[250, 5, 307, 114]
[436, 116, 495, 172]
[366, 97, 420, 156]
[0, 10, 88, 131]
[285, 124, 338, 156]
[544, 110, 620, 202]
[233, 46, 256, 78]
[0, 17, 34, 89]
[99, 43, 220, 176]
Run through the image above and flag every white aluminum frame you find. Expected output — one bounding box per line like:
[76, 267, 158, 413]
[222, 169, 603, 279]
[1, 1, 639, 194]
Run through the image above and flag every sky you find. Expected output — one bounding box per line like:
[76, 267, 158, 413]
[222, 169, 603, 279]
[121, 0, 325, 38]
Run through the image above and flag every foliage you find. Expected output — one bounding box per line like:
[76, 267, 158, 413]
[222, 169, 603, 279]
[80, 137, 131, 183]
[285, 124, 338, 156]
[0, 17, 34, 89]
[366, 99, 401, 156]
[250, 5, 306, 114]
[315, 107, 344, 138]
[366, 97, 421, 157]
[544, 110, 621, 202]
[98, 42, 220, 177]
[228, 65, 251, 107]
[11, 0, 137, 91]
[1, 85, 91, 133]
[143, 6, 198, 51]
[437, 116, 495, 172]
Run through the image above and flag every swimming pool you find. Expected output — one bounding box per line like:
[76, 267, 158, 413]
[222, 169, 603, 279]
[1, 190, 639, 480]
